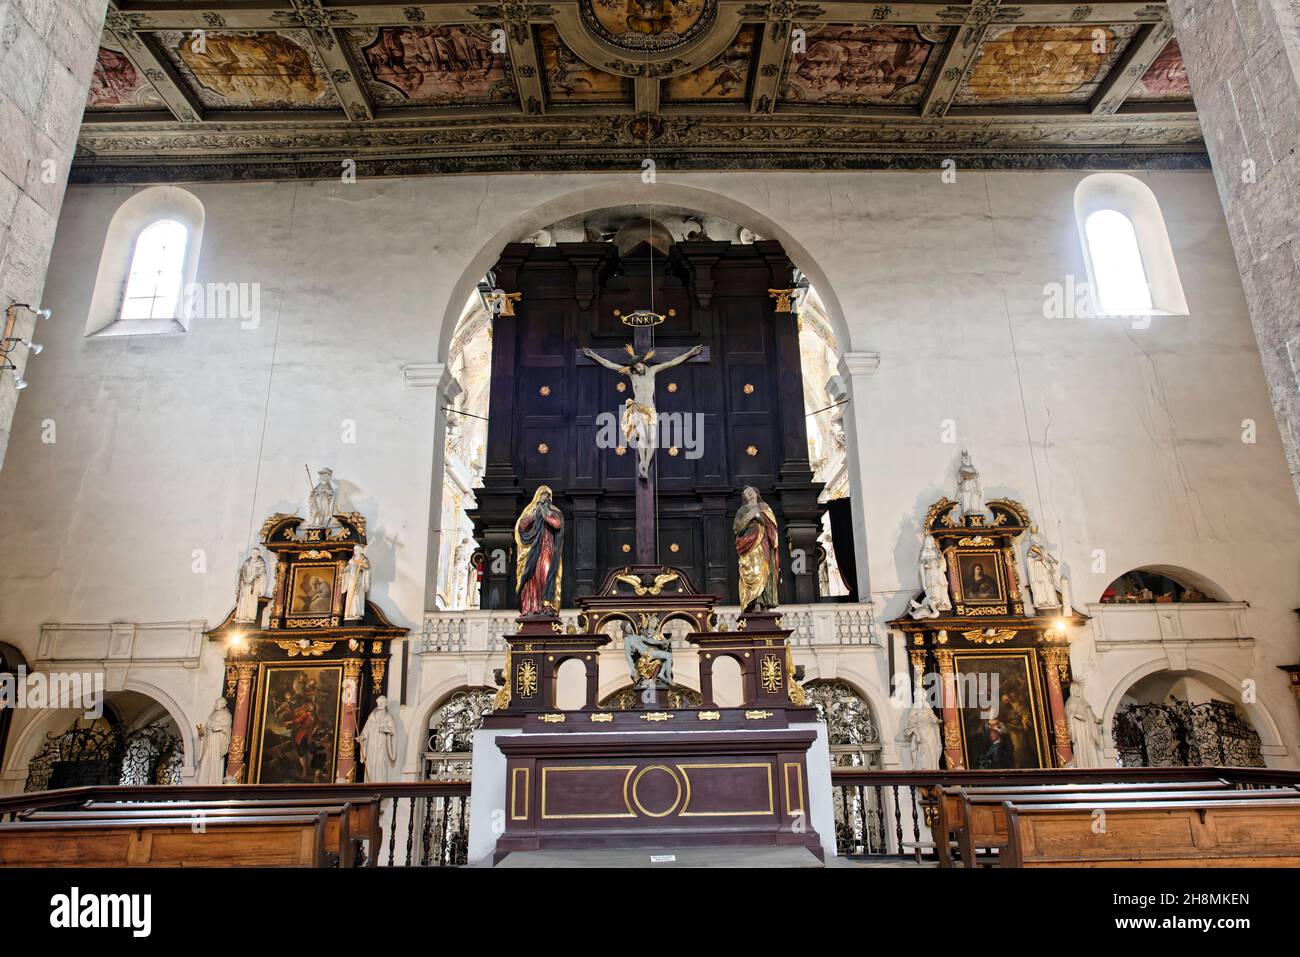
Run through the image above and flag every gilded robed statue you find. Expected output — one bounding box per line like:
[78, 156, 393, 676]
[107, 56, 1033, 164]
[734, 485, 780, 611]
[515, 485, 564, 615]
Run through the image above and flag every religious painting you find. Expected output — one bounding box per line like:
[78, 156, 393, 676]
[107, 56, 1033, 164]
[779, 25, 946, 107]
[957, 24, 1138, 105]
[954, 651, 1050, 769]
[250, 664, 343, 784]
[580, 0, 715, 52]
[158, 30, 337, 110]
[86, 48, 167, 110]
[953, 550, 1004, 605]
[663, 26, 756, 102]
[289, 563, 338, 618]
[1132, 39, 1191, 100]
[348, 26, 516, 106]
[538, 26, 629, 103]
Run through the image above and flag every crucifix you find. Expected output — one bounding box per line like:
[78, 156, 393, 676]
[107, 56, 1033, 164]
[577, 313, 710, 565]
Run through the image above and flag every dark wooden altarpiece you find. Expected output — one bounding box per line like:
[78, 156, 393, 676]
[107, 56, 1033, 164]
[469, 238, 824, 611]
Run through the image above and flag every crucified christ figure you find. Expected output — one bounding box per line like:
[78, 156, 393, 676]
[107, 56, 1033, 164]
[583, 342, 703, 480]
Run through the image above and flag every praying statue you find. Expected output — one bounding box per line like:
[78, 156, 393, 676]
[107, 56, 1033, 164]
[234, 549, 268, 624]
[1024, 525, 1061, 610]
[307, 467, 337, 528]
[903, 705, 943, 770]
[909, 534, 952, 620]
[515, 485, 564, 616]
[623, 616, 673, 688]
[1065, 677, 1105, 768]
[196, 697, 232, 786]
[342, 544, 370, 621]
[583, 342, 703, 480]
[357, 695, 398, 782]
[734, 485, 780, 612]
[956, 450, 984, 518]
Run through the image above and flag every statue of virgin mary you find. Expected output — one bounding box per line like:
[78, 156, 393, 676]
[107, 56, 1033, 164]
[514, 485, 564, 616]
[734, 486, 780, 612]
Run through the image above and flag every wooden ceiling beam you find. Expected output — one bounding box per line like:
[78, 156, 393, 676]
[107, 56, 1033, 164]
[104, 4, 206, 122]
[1091, 18, 1175, 115]
[919, 0, 1002, 118]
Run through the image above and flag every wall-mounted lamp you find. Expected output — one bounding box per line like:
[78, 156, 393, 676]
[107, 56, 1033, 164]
[3, 302, 52, 391]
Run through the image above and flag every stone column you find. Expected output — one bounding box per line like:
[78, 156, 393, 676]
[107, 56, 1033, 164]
[0, 0, 109, 469]
[934, 647, 964, 769]
[833, 353, 881, 600]
[225, 662, 256, 782]
[405, 361, 455, 611]
[1166, 0, 1300, 499]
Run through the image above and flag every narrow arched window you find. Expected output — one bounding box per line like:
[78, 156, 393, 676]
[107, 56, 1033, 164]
[1084, 209, 1152, 315]
[120, 219, 188, 321]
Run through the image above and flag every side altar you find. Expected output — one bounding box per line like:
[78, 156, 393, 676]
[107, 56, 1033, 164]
[467, 486, 834, 862]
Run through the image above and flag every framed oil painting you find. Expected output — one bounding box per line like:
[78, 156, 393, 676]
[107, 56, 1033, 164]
[953, 650, 1050, 769]
[288, 562, 338, 619]
[250, 663, 343, 784]
[953, 549, 1005, 605]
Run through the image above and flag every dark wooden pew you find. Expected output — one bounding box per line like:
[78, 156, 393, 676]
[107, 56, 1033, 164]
[0, 812, 331, 867]
[1002, 796, 1300, 867]
[936, 779, 1230, 866]
[959, 784, 1300, 866]
[59, 795, 384, 866]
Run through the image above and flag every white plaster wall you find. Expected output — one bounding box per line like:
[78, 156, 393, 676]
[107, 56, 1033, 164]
[0, 168, 1297, 778]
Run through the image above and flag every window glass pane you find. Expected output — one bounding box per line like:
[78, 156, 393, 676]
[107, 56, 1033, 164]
[1085, 209, 1153, 314]
[120, 219, 188, 321]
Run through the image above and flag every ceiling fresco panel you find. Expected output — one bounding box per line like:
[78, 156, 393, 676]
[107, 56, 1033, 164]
[581, 0, 716, 52]
[155, 29, 340, 111]
[777, 25, 949, 108]
[87, 47, 168, 111]
[663, 25, 757, 103]
[538, 24, 631, 104]
[956, 24, 1140, 106]
[1130, 39, 1192, 100]
[344, 26, 517, 107]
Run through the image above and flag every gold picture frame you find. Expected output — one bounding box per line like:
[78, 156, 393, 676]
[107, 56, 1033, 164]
[949, 547, 1007, 607]
[248, 661, 344, 784]
[287, 562, 339, 620]
[952, 648, 1051, 770]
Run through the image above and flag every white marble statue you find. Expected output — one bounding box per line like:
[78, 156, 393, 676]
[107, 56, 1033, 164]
[342, 544, 370, 621]
[909, 534, 952, 619]
[957, 449, 984, 517]
[903, 705, 943, 770]
[196, 697, 232, 786]
[1024, 525, 1061, 609]
[307, 467, 337, 528]
[233, 549, 268, 624]
[357, 696, 397, 781]
[1065, 677, 1105, 768]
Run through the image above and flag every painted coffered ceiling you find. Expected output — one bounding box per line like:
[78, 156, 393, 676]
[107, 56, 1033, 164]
[74, 0, 1203, 182]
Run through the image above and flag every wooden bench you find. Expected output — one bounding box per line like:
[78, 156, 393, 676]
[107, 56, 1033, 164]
[0, 812, 331, 867]
[60, 796, 384, 866]
[935, 779, 1229, 867]
[1002, 796, 1300, 867]
[958, 784, 1300, 866]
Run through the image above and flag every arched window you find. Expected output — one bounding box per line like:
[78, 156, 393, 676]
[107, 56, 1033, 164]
[120, 219, 188, 321]
[1084, 209, 1152, 315]
[1074, 173, 1188, 319]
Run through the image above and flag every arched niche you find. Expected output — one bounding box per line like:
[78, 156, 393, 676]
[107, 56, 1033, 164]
[1099, 564, 1229, 604]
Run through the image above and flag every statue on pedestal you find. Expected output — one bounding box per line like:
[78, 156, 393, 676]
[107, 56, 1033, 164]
[307, 467, 337, 528]
[623, 616, 673, 688]
[734, 486, 780, 612]
[342, 544, 371, 621]
[1024, 525, 1061, 610]
[957, 450, 984, 518]
[515, 485, 564, 616]
[1065, 677, 1105, 768]
[357, 695, 397, 781]
[583, 343, 703, 480]
[196, 697, 232, 785]
[909, 534, 952, 620]
[903, 705, 943, 770]
[234, 549, 268, 624]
